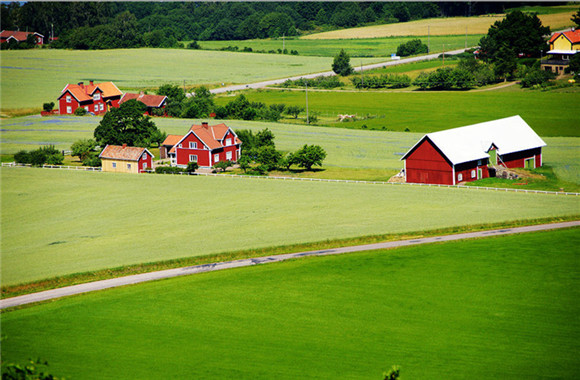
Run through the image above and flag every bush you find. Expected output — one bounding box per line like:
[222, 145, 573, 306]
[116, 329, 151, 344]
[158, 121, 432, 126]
[396, 39, 428, 57]
[293, 144, 326, 171]
[186, 161, 199, 173]
[42, 102, 55, 112]
[82, 154, 102, 167]
[188, 41, 200, 49]
[155, 166, 185, 174]
[74, 107, 87, 116]
[14, 150, 31, 164]
[518, 66, 555, 88]
[213, 160, 232, 172]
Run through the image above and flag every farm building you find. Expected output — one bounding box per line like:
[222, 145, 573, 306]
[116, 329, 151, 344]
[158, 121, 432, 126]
[401, 116, 546, 185]
[99, 144, 153, 174]
[541, 29, 580, 75]
[161, 122, 241, 168]
[0, 30, 44, 45]
[57, 81, 122, 115]
[120, 92, 167, 116]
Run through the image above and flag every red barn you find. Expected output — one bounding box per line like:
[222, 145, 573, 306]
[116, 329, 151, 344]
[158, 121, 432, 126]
[120, 93, 167, 116]
[57, 81, 122, 115]
[401, 116, 546, 185]
[162, 122, 241, 168]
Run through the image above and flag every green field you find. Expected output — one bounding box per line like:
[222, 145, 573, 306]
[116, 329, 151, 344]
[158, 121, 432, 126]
[0, 49, 385, 112]
[198, 34, 482, 57]
[2, 167, 579, 286]
[2, 228, 578, 378]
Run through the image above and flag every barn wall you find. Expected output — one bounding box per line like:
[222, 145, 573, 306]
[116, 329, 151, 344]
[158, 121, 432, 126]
[405, 139, 453, 185]
[454, 160, 489, 183]
[176, 133, 211, 167]
[500, 147, 542, 169]
[137, 154, 152, 173]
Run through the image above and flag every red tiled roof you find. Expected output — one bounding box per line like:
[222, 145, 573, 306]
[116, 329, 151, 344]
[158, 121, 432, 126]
[162, 135, 183, 147]
[120, 93, 167, 108]
[99, 145, 153, 161]
[549, 29, 580, 44]
[0, 30, 43, 42]
[58, 82, 122, 102]
[168, 123, 241, 154]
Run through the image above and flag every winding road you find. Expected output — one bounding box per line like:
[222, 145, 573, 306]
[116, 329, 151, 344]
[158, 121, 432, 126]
[1, 220, 578, 310]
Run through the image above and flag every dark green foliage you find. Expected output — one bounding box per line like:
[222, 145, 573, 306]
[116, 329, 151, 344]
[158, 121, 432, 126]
[517, 66, 555, 88]
[412, 67, 477, 90]
[73, 107, 87, 116]
[186, 161, 199, 173]
[238, 154, 252, 173]
[42, 102, 55, 112]
[71, 139, 97, 161]
[293, 144, 326, 171]
[383, 365, 401, 380]
[14, 150, 31, 164]
[188, 41, 201, 49]
[286, 105, 305, 119]
[181, 86, 214, 118]
[396, 39, 428, 57]
[569, 53, 580, 78]
[332, 49, 353, 76]
[14, 146, 64, 167]
[413, 72, 430, 90]
[572, 8, 580, 28]
[82, 154, 102, 167]
[256, 128, 275, 148]
[282, 76, 342, 89]
[1, 359, 62, 380]
[157, 84, 185, 117]
[256, 146, 282, 171]
[479, 10, 550, 62]
[94, 99, 160, 147]
[212, 160, 232, 172]
[155, 166, 186, 174]
[150, 130, 167, 147]
[493, 44, 518, 80]
[351, 74, 411, 89]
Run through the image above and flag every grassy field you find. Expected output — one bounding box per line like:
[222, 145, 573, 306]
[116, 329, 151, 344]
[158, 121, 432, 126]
[0, 49, 384, 113]
[198, 34, 482, 57]
[2, 228, 579, 379]
[303, 9, 577, 39]
[2, 167, 579, 286]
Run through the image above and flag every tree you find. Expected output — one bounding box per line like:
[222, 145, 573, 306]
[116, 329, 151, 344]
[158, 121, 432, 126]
[94, 99, 160, 147]
[42, 102, 55, 112]
[493, 44, 517, 80]
[238, 154, 252, 173]
[569, 52, 580, 78]
[74, 107, 87, 116]
[279, 152, 296, 170]
[332, 49, 353, 76]
[256, 128, 275, 147]
[256, 145, 281, 171]
[396, 39, 428, 57]
[479, 10, 550, 62]
[572, 7, 580, 28]
[293, 144, 326, 171]
[157, 84, 185, 117]
[71, 138, 97, 162]
[286, 105, 304, 119]
[2, 358, 62, 380]
[213, 160, 232, 172]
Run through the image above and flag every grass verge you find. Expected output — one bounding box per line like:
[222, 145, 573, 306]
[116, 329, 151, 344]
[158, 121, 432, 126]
[2, 215, 577, 301]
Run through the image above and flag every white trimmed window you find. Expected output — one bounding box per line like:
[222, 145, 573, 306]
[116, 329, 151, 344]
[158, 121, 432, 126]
[93, 93, 101, 101]
[99, 103, 104, 111]
[142, 162, 146, 169]
[112, 162, 117, 168]
[178, 144, 182, 148]
[471, 170, 476, 178]
[458, 173, 463, 181]
[189, 155, 197, 162]
[66, 95, 71, 103]
[226, 151, 232, 160]
[84, 106, 89, 111]
[226, 138, 232, 146]
[477, 160, 482, 166]
[66, 106, 72, 114]
[214, 154, 219, 163]
[127, 163, 131, 170]
[94, 105, 98, 112]
[189, 142, 197, 149]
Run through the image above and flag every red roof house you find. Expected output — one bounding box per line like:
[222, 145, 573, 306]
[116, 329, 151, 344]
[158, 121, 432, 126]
[161, 122, 241, 167]
[57, 81, 122, 115]
[401, 116, 546, 185]
[120, 93, 167, 116]
[99, 144, 154, 174]
[0, 30, 44, 45]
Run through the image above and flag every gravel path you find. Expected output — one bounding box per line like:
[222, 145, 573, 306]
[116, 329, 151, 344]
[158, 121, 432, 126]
[2, 220, 578, 310]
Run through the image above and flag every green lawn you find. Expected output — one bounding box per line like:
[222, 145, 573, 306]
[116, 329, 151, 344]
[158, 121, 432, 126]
[0, 49, 384, 112]
[2, 228, 578, 379]
[2, 167, 579, 286]
[197, 34, 483, 57]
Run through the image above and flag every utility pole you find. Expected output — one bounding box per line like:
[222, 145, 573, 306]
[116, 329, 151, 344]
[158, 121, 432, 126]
[305, 81, 309, 125]
[465, 26, 467, 49]
[361, 60, 364, 87]
[282, 34, 285, 52]
[428, 26, 430, 53]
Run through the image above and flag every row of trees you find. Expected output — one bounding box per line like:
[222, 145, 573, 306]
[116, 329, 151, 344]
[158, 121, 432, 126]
[351, 74, 411, 89]
[281, 76, 342, 89]
[14, 145, 64, 166]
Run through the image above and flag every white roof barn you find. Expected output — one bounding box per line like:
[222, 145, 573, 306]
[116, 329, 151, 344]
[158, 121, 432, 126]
[402, 115, 546, 165]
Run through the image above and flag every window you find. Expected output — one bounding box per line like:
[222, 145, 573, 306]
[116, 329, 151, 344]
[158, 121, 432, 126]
[471, 170, 476, 178]
[214, 154, 219, 163]
[226, 151, 232, 160]
[226, 138, 232, 146]
[94, 105, 98, 112]
[563, 55, 570, 61]
[178, 144, 182, 148]
[457, 173, 463, 182]
[66, 96, 71, 103]
[93, 93, 101, 101]
[84, 106, 89, 111]
[127, 164, 131, 170]
[142, 162, 146, 169]
[99, 103, 104, 111]
[189, 142, 197, 149]
[66, 106, 72, 114]
[477, 160, 482, 166]
[189, 155, 197, 162]
[112, 162, 117, 168]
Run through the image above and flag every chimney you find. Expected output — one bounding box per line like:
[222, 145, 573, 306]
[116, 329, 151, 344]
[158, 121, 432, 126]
[90, 80, 94, 86]
[78, 82, 84, 88]
[202, 122, 209, 129]
[122, 143, 127, 148]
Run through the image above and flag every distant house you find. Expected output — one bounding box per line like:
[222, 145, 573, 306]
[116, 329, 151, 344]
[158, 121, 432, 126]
[541, 29, 580, 75]
[120, 92, 167, 116]
[0, 30, 44, 45]
[57, 81, 122, 115]
[99, 144, 153, 174]
[161, 122, 241, 167]
[401, 116, 546, 185]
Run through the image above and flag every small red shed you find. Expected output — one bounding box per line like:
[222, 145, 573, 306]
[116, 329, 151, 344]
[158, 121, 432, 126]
[401, 116, 546, 185]
[120, 93, 167, 116]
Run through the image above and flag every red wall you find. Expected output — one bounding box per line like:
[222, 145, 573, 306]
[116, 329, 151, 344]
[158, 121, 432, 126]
[500, 148, 542, 169]
[454, 161, 490, 184]
[58, 90, 120, 115]
[138, 154, 152, 173]
[176, 133, 211, 167]
[405, 139, 454, 185]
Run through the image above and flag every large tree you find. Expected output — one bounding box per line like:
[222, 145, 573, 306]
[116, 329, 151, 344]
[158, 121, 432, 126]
[94, 99, 160, 147]
[572, 7, 580, 28]
[332, 49, 353, 76]
[479, 10, 550, 62]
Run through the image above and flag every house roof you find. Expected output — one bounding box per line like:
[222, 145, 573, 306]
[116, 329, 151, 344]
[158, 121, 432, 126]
[99, 145, 153, 161]
[58, 82, 122, 102]
[161, 135, 183, 147]
[168, 123, 241, 154]
[549, 29, 580, 45]
[120, 93, 167, 108]
[401, 116, 546, 165]
[0, 30, 43, 41]
[547, 49, 578, 55]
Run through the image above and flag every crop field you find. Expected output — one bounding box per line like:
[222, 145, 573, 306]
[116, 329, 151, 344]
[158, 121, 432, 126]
[198, 34, 482, 58]
[0, 49, 383, 112]
[303, 9, 577, 39]
[2, 167, 579, 286]
[2, 228, 579, 378]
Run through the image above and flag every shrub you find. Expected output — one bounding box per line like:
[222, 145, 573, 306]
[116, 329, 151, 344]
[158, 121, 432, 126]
[332, 49, 353, 76]
[413, 72, 430, 90]
[42, 102, 55, 112]
[293, 144, 326, 171]
[155, 166, 185, 174]
[188, 41, 201, 49]
[186, 161, 199, 173]
[518, 66, 555, 88]
[396, 39, 428, 57]
[213, 160, 232, 172]
[82, 154, 102, 167]
[14, 150, 31, 164]
[74, 107, 87, 116]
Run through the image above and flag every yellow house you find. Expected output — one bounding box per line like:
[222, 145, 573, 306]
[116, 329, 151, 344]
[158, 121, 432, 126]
[541, 29, 580, 75]
[99, 144, 154, 174]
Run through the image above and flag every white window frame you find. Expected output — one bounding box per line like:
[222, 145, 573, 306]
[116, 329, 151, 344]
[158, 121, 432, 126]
[112, 162, 117, 168]
[471, 170, 476, 178]
[66, 95, 71, 103]
[226, 138, 232, 146]
[178, 144, 182, 148]
[84, 106, 89, 111]
[99, 103, 104, 111]
[189, 154, 197, 162]
[93, 93, 101, 101]
[214, 154, 219, 163]
[94, 104, 99, 112]
[458, 173, 463, 182]
[189, 142, 197, 149]
[66, 106, 72, 114]
[226, 151, 232, 160]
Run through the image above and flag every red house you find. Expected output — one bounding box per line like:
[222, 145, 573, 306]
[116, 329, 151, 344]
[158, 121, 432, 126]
[120, 93, 167, 116]
[57, 81, 122, 115]
[161, 122, 241, 168]
[401, 116, 546, 185]
[0, 30, 44, 45]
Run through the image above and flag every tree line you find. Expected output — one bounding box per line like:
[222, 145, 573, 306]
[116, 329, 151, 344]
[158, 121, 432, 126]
[1, 2, 536, 49]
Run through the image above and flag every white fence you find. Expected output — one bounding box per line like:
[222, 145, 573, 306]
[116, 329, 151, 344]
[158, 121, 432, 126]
[4, 162, 578, 196]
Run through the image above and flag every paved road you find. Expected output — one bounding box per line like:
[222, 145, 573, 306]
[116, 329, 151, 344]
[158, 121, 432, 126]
[2, 220, 578, 310]
[206, 48, 469, 95]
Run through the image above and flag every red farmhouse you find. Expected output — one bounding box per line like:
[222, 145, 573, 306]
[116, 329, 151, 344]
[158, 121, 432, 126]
[57, 81, 122, 115]
[161, 122, 241, 168]
[401, 116, 546, 185]
[0, 30, 44, 45]
[120, 92, 167, 116]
